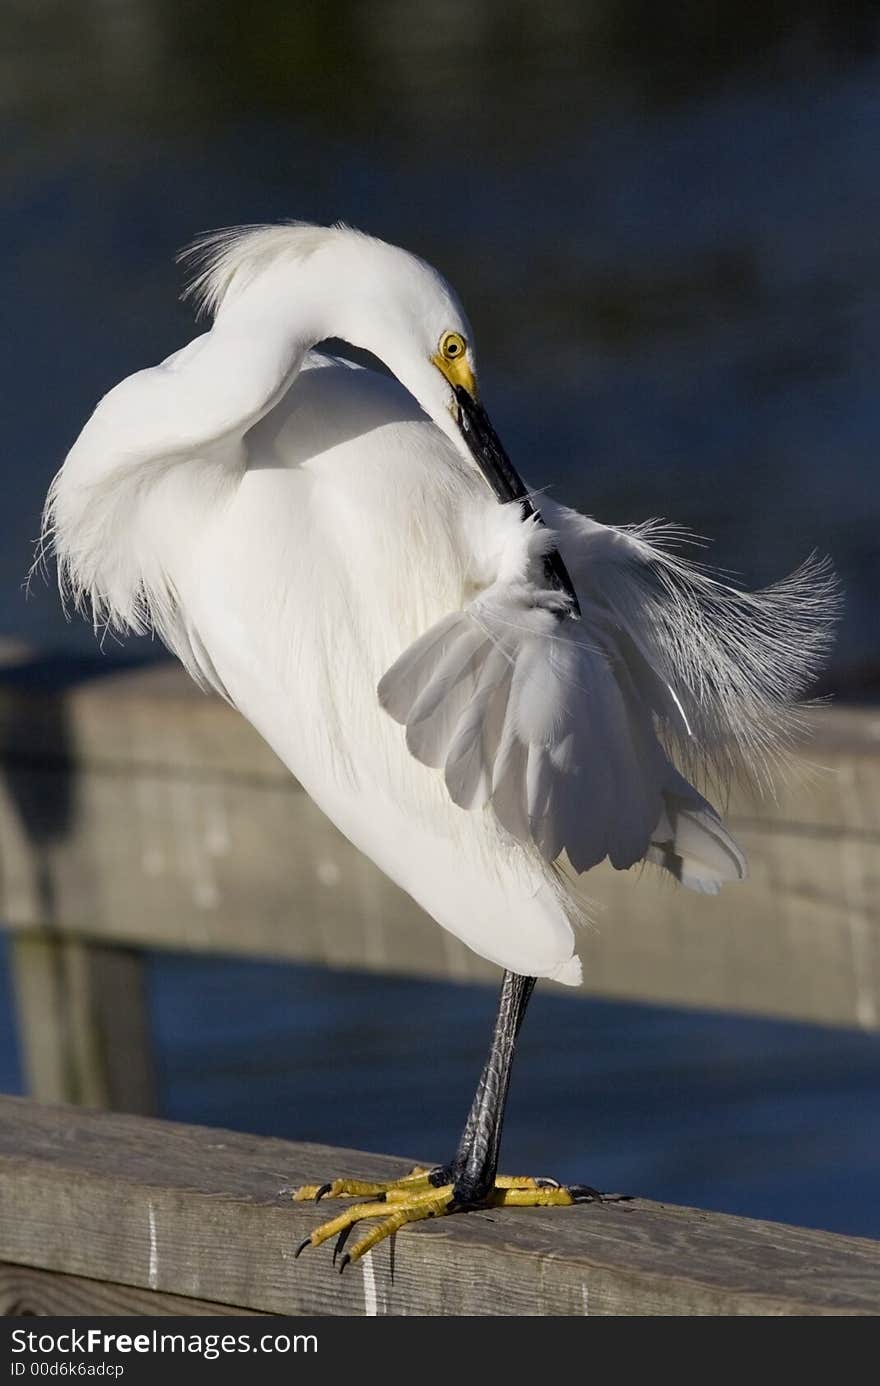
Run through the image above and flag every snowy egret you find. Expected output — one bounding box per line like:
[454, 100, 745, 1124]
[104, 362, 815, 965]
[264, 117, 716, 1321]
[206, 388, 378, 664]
[42, 222, 836, 1269]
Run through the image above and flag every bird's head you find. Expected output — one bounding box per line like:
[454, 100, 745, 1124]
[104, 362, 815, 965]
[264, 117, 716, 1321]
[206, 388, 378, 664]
[321, 229, 529, 507]
[185, 223, 530, 507]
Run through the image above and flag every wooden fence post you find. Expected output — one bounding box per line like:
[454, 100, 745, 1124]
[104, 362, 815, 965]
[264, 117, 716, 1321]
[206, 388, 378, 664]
[9, 934, 156, 1114]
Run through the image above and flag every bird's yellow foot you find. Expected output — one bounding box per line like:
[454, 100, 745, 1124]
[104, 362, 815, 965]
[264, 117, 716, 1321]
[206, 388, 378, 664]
[291, 1164, 435, 1204]
[292, 1168, 625, 1272]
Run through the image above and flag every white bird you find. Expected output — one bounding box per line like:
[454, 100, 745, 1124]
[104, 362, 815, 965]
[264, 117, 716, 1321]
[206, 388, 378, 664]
[42, 222, 836, 1268]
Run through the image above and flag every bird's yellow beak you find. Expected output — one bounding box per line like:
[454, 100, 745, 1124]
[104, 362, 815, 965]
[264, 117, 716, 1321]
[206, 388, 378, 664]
[431, 350, 478, 401]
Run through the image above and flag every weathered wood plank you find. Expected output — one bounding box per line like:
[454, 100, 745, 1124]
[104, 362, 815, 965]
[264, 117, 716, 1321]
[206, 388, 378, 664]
[9, 935, 156, 1113]
[0, 1262, 270, 1317]
[0, 1098, 877, 1316]
[0, 663, 878, 1028]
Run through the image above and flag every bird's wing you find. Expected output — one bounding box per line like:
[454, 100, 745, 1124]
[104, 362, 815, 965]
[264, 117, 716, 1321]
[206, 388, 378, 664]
[378, 502, 837, 888]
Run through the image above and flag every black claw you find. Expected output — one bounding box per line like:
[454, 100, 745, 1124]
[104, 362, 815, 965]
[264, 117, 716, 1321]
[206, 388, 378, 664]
[534, 1177, 561, 1189]
[568, 1184, 602, 1202]
[314, 1182, 333, 1202]
[338, 1253, 351, 1275]
[294, 1236, 312, 1259]
[332, 1223, 356, 1267]
[568, 1185, 632, 1204]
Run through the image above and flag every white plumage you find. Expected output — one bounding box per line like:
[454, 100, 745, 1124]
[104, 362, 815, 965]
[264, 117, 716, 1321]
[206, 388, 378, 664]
[41, 222, 838, 986]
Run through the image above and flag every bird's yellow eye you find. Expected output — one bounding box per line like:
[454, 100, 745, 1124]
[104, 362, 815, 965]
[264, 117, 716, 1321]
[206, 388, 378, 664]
[432, 330, 476, 396]
[440, 331, 467, 362]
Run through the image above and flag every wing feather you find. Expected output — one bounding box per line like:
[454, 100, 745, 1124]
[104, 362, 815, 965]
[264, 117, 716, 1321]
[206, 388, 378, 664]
[379, 502, 837, 892]
[380, 589, 676, 881]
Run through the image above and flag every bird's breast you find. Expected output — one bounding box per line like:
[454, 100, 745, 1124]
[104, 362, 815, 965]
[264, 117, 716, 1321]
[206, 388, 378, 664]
[180, 380, 482, 808]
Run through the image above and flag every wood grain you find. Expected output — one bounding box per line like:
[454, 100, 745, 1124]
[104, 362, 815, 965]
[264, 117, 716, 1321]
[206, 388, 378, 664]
[0, 663, 878, 1029]
[0, 1098, 878, 1316]
[0, 1262, 269, 1316]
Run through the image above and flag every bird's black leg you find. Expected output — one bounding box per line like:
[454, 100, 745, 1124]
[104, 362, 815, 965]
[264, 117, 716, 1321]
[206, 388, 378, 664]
[293, 968, 626, 1269]
[430, 970, 537, 1205]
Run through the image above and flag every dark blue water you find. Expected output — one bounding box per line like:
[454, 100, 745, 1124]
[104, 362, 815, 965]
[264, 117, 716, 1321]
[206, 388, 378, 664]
[3, 5, 879, 1242]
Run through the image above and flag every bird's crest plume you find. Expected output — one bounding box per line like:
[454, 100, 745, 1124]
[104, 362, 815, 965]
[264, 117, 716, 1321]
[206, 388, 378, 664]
[178, 221, 361, 320]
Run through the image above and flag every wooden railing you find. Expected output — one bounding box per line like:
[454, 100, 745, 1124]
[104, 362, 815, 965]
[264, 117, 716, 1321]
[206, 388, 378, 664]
[1, 1097, 878, 1316]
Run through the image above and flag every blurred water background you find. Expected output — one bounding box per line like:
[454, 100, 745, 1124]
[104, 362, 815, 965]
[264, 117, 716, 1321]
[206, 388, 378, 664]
[2, 2, 880, 1237]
